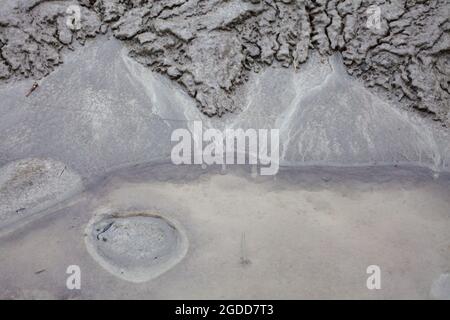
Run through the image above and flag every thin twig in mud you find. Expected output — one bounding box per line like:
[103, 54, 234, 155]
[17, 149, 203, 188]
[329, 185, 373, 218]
[59, 166, 66, 177]
[240, 232, 251, 266]
[26, 82, 39, 97]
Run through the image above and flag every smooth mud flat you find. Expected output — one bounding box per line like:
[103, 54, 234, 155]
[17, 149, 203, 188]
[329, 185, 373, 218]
[0, 163, 449, 299]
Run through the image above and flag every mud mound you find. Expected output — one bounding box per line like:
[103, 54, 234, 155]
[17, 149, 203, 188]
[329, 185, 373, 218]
[85, 211, 188, 283]
[0, 158, 82, 231]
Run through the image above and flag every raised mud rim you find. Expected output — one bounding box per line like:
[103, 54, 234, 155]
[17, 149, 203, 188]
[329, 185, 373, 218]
[84, 210, 189, 283]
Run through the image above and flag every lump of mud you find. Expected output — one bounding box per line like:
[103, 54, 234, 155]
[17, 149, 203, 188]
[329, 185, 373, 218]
[0, 1, 101, 81]
[0, 158, 82, 231]
[85, 212, 188, 283]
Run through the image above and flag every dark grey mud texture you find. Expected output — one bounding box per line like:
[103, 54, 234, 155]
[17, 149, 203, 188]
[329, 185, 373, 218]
[0, 0, 449, 123]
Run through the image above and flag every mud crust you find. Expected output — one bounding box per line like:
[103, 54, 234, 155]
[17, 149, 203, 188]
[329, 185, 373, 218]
[0, 0, 448, 124]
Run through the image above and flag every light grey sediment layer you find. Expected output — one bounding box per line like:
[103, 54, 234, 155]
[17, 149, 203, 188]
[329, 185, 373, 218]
[84, 210, 188, 283]
[431, 273, 450, 300]
[221, 53, 450, 171]
[0, 38, 200, 178]
[0, 158, 82, 231]
[0, 38, 448, 177]
[0, 0, 448, 123]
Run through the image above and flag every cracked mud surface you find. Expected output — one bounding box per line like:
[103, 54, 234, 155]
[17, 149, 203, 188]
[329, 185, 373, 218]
[0, 0, 448, 123]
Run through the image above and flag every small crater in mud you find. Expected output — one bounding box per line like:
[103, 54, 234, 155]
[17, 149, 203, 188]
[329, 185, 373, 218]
[85, 211, 188, 283]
